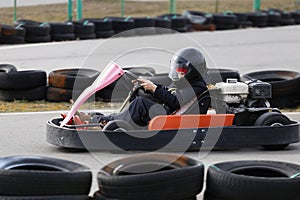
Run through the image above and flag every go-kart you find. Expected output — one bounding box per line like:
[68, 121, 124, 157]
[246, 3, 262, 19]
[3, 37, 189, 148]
[46, 63, 299, 151]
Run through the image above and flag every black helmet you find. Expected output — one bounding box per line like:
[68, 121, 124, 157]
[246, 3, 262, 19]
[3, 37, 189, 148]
[169, 47, 207, 84]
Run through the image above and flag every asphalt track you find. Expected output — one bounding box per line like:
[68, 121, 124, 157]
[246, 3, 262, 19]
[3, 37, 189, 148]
[0, 26, 300, 198]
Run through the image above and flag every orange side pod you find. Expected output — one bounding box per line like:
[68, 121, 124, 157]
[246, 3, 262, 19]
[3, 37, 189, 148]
[148, 114, 235, 131]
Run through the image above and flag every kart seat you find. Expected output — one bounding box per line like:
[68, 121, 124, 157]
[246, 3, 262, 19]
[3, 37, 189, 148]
[172, 90, 211, 115]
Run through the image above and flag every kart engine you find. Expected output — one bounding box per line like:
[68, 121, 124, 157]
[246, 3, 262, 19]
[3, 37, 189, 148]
[213, 79, 272, 113]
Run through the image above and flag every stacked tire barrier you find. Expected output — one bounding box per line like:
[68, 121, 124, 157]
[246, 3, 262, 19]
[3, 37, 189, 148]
[1, 9, 300, 45]
[204, 160, 300, 200]
[0, 155, 92, 199]
[0, 64, 47, 101]
[73, 21, 96, 40]
[0, 64, 299, 109]
[49, 22, 76, 41]
[47, 68, 100, 102]
[4, 155, 300, 200]
[158, 14, 189, 32]
[82, 18, 115, 38]
[94, 154, 204, 200]
[0, 25, 25, 44]
[15, 19, 51, 43]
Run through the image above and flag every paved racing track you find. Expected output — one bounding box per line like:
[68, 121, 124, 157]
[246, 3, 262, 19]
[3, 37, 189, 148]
[0, 26, 300, 199]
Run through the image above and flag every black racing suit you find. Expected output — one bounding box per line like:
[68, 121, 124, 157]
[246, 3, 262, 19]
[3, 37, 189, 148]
[110, 77, 207, 128]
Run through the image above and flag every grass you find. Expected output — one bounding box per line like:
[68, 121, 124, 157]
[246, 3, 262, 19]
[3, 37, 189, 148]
[0, 100, 122, 113]
[0, 0, 299, 25]
[0, 0, 299, 112]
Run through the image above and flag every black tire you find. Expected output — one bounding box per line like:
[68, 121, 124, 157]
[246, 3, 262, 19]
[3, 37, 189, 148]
[0, 35, 25, 44]
[213, 14, 237, 25]
[132, 17, 155, 28]
[154, 17, 172, 29]
[103, 120, 134, 131]
[97, 154, 204, 200]
[49, 22, 75, 34]
[215, 23, 236, 30]
[51, 33, 76, 41]
[82, 18, 113, 31]
[280, 18, 295, 26]
[25, 35, 51, 43]
[93, 191, 196, 200]
[291, 11, 300, 24]
[24, 24, 51, 36]
[93, 191, 119, 200]
[0, 86, 46, 101]
[0, 64, 17, 73]
[204, 160, 300, 200]
[73, 21, 95, 35]
[242, 70, 300, 108]
[0, 155, 92, 196]
[15, 19, 41, 26]
[76, 33, 96, 40]
[0, 70, 46, 89]
[96, 30, 115, 38]
[246, 12, 268, 27]
[46, 87, 83, 102]
[48, 68, 100, 89]
[107, 17, 135, 33]
[1, 25, 26, 37]
[0, 196, 91, 200]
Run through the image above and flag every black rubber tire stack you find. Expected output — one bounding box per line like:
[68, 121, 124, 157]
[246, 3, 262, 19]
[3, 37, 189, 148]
[47, 68, 100, 102]
[95, 154, 204, 200]
[72, 21, 96, 40]
[107, 17, 135, 37]
[212, 13, 238, 30]
[82, 18, 115, 38]
[96, 66, 156, 102]
[15, 19, 51, 43]
[158, 14, 189, 32]
[246, 12, 268, 27]
[132, 17, 156, 35]
[0, 25, 26, 44]
[0, 67, 47, 101]
[267, 9, 296, 26]
[204, 160, 300, 200]
[290, 10, 300, 24]
[0, 155, 92, 199]
[49, 22, 76, 41]
[233, 13, 253, 28]
[261, 10, 282, 27]
[153, 17, 172, 34]
[241, 70, 300, 108]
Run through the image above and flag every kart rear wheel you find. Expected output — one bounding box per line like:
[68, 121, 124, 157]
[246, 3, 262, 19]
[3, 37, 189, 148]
[254, 112, 292, 150]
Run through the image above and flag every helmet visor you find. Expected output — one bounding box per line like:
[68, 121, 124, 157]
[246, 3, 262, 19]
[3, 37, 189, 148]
[169, 55, 190, 81]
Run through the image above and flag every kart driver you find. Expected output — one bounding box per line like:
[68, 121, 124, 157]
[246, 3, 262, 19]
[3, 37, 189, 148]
[81, 47, 209, 128]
